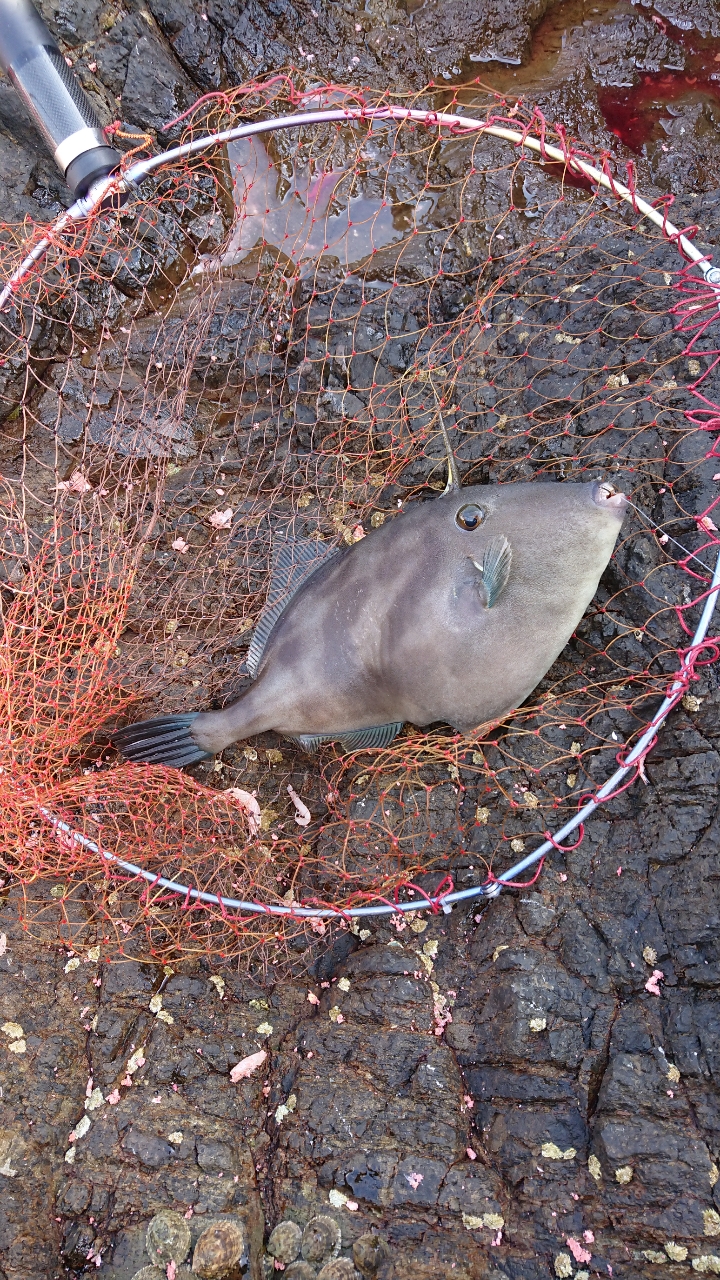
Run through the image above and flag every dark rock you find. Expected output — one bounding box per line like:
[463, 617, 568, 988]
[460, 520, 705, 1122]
[61, 1221, 96, 1269]
[122, 1128, 176, 1168]
[121, 33, 197, 137]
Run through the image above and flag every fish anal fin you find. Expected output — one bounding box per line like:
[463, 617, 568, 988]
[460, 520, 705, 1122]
[338, 722, 403, 752]
[471, 535, 512, 609]
[283, 732, 334, 754]
[247, 536, 342, 678]
[284, 722, 403, 754]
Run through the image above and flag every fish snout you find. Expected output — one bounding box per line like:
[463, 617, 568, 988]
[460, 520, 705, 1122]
[591, 480, 627, 516]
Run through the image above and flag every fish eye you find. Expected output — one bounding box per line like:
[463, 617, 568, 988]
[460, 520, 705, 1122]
[455, 503, 485, 531]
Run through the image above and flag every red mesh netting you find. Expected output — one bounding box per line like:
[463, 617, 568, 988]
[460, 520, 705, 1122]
[1, 76, 719, 964]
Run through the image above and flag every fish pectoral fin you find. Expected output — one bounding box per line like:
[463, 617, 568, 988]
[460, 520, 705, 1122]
[284, 723, 403, 754]
[471, 535, 512, 609]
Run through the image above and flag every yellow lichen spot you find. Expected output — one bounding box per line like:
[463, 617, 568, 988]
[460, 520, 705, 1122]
[409, 918, 428, 934]
[554, 1253, 573, 1278]
[329, 1006, 343, 1023]
[692, 1256, 720, 1274]
[165, 619, 178, 635]
[510, 838, 525, 853]
[149, 994, 163, 1014]
[683, 694, 702, 713]
[255, 1022, 273, 1037]
[209, 975, 225, 998]
[643, 1250, 666, 1264]
[711, 1165, 719, 1188]
[566, 773, 577, 788]
[156, 1010, 174, 1025]
[462, 1214, 484, 1231]
[541, 1142, 575, 1160]
[665, 1241, 688, 1262]
[472, 751, 485, 765]
[475, 806, 490, 825]
[704, 1210, 720, 1237]
[570, 741, 581, 756]
[642, 945, 658, 965]
[529, 1017, 547, 1033]
[8, 1040, 26, 1055]
[259, 808, 279, 831]
[266, 749, 283, 764]
[2, 1022, 23, 1040]
[337, 977, 351, 993]
[667, 1063, 680, 1084]
[86, 946, 100, 963]
[297, 493, 312, 509]
[64, 957, 80, 973]
[370, 511, 385, 528]
[274, 1093, 297, 1124]
[615, 1166, 634, 1184]
[168, 1131, 183, 1144]
[588, 1154, 602, 1181]
[422, 940, 438, 960]
[689, 359, 702, 376]
[492, 945, 509, 962]
[244, 746, 258, 761]
[482, 1214, 504, 1230]
[523, 792, 539, 809]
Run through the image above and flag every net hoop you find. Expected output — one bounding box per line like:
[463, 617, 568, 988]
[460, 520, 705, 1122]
[5, 87, 720, 919]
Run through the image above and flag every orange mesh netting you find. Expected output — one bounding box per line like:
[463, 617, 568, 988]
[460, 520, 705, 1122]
[1, 76, 719, 964]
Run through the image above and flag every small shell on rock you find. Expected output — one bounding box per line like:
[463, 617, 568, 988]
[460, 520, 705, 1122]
[317, 1261, 359, 1280]
[192, 1219, 245, 1279]
[284, 1265, 318, 1280]
[352, 1233, 391, 1278]
[268, 1220, 303, 1264]
[146, 1209, 192, 1266]
[301, 1216, 342, 1265]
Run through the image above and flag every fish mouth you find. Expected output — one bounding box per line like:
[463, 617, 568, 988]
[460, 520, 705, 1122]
[592, 480, 627, 513]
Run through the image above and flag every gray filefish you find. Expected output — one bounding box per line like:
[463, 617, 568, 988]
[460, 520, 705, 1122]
[112, 462, 626, 766]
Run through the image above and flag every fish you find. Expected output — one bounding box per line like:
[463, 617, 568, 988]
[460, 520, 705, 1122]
[112, 441, 627, 766]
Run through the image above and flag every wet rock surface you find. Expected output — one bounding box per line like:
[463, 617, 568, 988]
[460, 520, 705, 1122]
[3, 1, 720, 1279]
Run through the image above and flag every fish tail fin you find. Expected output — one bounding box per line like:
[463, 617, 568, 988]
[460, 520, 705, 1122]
[112, 714, 211, 768]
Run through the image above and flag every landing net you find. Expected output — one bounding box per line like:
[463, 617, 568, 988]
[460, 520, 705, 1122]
[1, 76, 719, 965]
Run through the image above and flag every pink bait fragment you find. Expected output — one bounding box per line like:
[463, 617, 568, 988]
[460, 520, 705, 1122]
[567, 1238, 592, 1264]
[208, 507, 233, 529]
[224, 787, 261, 836]
[287, 784, 311, 827]
[230, 1049, 267, 1082]
[645, 969, 664, 995]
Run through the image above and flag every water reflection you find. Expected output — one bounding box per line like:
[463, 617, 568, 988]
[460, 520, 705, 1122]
[219, 134, 423, 276]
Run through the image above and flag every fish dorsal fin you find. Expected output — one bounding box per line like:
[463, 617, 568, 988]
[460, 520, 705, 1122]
[247, 536, 342, 678]
[471, 535, 512, 609]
